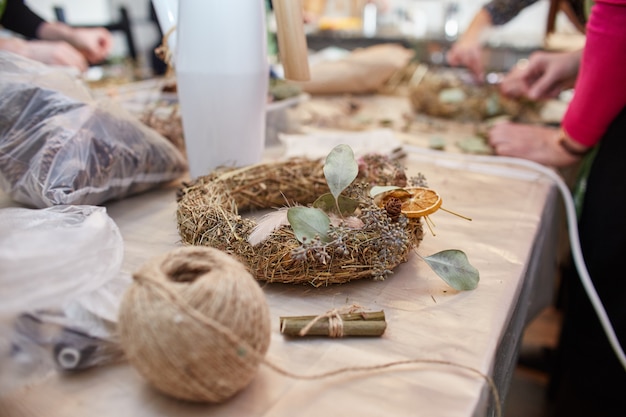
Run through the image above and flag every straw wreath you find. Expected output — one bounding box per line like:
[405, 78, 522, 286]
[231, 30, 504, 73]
[176, 149, 424, 286]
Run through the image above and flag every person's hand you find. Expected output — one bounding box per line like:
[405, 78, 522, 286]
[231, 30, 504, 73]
[67, 27, 113, 64]
[0, 37, 88, 71]
[24, 40, 89, 71]
[36, 22, 113, 65]
[446, 39, 484, 81]
[488, 121, 585, 167]
[445, 7, 492, 81]
[499, 50, 581, 100]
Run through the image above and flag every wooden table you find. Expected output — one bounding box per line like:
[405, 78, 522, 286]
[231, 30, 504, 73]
[0, 139, 560, 417]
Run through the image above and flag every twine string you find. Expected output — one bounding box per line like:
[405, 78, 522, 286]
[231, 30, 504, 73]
[298, 304, 364, 337]
[327, 315, 343, 338]
[261, 357, 502, 417]
[136, 274, 502, 417]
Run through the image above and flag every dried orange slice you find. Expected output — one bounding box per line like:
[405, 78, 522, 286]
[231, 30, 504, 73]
[400, 187, 442, 218]
[374, 187, 442, 218]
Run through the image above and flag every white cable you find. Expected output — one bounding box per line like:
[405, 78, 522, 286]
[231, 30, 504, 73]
[404, 146, 626, 370]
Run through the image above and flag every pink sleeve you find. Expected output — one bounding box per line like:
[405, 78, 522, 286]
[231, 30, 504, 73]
[562, 0, 626, 147]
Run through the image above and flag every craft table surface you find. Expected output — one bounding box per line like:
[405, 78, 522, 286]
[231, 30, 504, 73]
[0, 140, 560, 417]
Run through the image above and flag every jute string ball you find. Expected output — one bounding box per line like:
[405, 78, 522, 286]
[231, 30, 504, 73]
[118, 246, 271, 403]
[116, 249, 503, 416]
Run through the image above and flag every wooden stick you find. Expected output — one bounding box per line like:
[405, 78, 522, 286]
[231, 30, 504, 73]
[280, 311, 386, 337]
[273, 0, 311, 81]
[439, 206, 473, 221]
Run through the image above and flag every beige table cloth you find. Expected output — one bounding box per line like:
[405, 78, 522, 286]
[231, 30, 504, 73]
[0, 143, 560, 417]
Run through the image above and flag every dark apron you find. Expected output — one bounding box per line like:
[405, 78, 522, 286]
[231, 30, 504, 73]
[553, 105, 626, 416]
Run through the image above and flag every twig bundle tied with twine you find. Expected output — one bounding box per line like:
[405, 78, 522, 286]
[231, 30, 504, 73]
[117, 246, 502, 416]
[175, 155, 424, 286]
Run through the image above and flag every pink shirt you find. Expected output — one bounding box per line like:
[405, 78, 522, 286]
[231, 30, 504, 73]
[562, 0, 626, 147]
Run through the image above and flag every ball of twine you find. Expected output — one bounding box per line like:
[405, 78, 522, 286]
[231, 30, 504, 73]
[118, 246, 271, 403]
[116, 250, 503, 416]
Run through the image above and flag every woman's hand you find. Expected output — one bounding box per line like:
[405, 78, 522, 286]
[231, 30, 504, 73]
[0, 37, 88, 71]
[446, 39, 484, 81]
[37, 22, 113, 65]
[67, 27, 113, 64]
[445, 7, 492, 81]
[499, 50, 582, 100]
[488, 122, 586, 168]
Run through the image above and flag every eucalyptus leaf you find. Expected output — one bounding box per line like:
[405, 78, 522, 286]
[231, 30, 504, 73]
[429, 136, 446, 150]
[438, 87, 466, 103]
[323, 144, 359, 200]
[370, 185, 402, 198]
[287, 207, 330, 243]
[313, 193, 360, 215]
[485, 94, 501, 116]
[456, 136, 493, 155]
[423, 249, 479, 291]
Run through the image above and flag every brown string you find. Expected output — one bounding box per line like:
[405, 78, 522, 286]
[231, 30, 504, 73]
[298, 304, 364, 337]
[138, 276, 502, 417]
[262, 357, 502, 417]
[119, 247, 272, 403]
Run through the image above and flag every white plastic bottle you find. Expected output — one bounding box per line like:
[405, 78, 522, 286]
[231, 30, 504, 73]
[175, 0, 268, 178]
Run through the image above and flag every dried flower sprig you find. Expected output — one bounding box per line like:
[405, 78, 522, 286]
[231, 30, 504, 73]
[287, 145, 479, 290]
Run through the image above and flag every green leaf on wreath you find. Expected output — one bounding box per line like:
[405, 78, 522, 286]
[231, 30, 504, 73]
[370, 185, 402, 198]
[313, 193, 360, 215]
[287, 206, 331, 243]
[324, 144, 359, 201]
[423, 249, 479, 291]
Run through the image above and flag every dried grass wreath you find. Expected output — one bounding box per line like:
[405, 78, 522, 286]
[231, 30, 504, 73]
[176, 146, 427, 287]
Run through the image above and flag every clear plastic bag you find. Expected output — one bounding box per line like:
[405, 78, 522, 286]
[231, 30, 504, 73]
[12, 310, 125, 373]
[0, 51, 187, 208]
[0, 205, 124, 316]
[0, 205, 128, 392]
